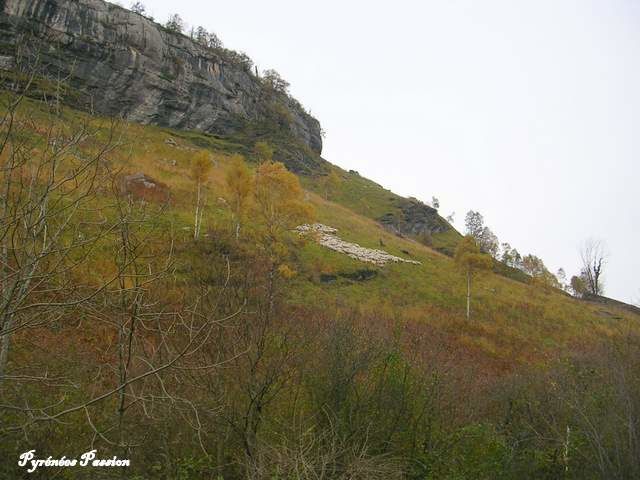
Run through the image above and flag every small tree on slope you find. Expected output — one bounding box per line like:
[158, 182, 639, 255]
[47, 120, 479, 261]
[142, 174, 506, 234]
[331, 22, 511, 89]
[579, 238, 607, 296]
[225, 154, 253, 239]
[190, 151, 212, 239]
[455, 236, 493, 321]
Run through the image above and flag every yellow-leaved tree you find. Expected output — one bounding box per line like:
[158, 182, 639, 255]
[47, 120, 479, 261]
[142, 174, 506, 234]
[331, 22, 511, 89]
[320, 169, 341, 200]
[225, 154, 253, 239]
[221, 161, 312, 457]
[455, 235, 493, 321]
[254, 161, 313, 241]
[253, 141, 274, 164]
[253, 161, 313, 304]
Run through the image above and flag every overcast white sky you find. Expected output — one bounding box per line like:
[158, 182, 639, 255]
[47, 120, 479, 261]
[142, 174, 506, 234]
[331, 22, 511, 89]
[141, 0, 639, 302]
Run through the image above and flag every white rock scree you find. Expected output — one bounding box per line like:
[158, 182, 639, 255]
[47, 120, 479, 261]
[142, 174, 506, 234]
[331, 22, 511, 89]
[296, 224, 421, 266]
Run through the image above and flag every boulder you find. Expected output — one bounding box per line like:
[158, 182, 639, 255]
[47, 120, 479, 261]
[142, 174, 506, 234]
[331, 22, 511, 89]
[120, 172, 170, 203]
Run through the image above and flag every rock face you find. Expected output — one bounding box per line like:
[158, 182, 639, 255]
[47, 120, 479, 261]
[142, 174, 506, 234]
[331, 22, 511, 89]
[0, 0, 322, 156]
[297, 224, 421, 267]
[379, 198, 451, 237]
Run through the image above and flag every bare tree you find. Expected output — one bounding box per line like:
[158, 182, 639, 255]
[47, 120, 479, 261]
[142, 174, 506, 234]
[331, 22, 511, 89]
[130, 1, 146, 14]
[0, 44, 234, 453]
[580, 238, 607, 296]
[446, 212, 455, 224]
[0, 45, 122, 384]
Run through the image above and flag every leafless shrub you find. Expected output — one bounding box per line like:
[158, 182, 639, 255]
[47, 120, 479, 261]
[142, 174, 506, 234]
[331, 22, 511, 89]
[244, 413, 406, 480]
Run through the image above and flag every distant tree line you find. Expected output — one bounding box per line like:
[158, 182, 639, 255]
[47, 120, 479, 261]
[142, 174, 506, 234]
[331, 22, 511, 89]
[127, 4, 253, 74]
[463, 210, 609, 297]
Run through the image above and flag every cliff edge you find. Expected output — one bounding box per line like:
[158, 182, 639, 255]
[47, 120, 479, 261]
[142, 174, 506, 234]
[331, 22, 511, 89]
[0, 0, 323, 158]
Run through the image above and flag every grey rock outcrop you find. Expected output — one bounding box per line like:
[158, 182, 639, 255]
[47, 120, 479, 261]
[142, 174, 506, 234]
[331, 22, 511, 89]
[0, 0, 322, 157]
[379, 198, 451, 237]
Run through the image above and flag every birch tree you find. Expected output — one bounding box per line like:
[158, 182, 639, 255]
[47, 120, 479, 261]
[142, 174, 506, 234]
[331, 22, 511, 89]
[225, 154, 253, 239]
[190, 151, 211, 240]
[454, 236, 492, 321]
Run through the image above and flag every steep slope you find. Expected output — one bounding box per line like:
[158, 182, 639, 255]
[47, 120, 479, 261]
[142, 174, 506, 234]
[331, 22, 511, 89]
[2, 91, 640, 480]
[142, 117, 637, 364]
[12, 98, 631, 368]
[300, 168, 462, 255]
[0, 0, 461, 246]
[3, 8, 640, 478]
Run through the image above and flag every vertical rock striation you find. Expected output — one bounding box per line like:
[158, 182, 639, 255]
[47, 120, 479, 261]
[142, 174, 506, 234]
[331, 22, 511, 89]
[0, 0, 322, 156]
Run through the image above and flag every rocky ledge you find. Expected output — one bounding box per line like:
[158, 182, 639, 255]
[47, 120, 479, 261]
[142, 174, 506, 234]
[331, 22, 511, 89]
[379, 197, 451, 237]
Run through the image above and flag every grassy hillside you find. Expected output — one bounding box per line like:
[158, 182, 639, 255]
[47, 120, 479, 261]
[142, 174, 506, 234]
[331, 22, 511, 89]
[21, 97, 637, 361]
[3, 95, 640, 479]
[16, 96, 631, 366]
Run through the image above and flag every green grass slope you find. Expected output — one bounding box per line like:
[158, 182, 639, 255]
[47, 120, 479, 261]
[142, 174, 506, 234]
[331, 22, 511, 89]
[12, 96, 640, 371]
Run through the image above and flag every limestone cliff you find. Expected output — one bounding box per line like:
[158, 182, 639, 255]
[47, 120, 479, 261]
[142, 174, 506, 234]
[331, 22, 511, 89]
[0, 0, 457, 240]
[0, 0, 322, 159]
